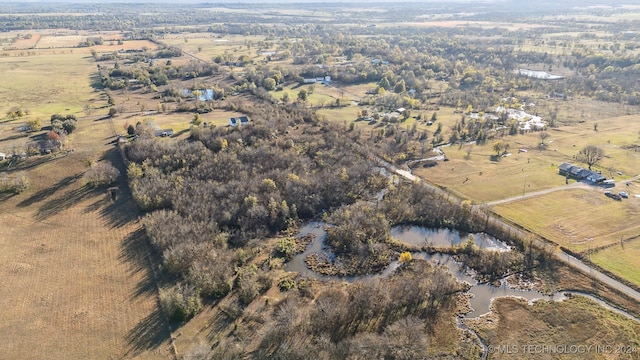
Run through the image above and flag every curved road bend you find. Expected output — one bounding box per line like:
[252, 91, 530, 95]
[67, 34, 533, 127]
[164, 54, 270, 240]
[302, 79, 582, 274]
[374, 156, 640, 304]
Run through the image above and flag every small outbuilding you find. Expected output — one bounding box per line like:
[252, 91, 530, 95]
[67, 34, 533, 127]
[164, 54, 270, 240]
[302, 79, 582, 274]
[230, 116, 249, 127]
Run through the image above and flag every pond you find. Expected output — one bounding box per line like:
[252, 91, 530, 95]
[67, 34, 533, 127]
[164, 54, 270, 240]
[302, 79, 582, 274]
[285, 222, 508, 280]
[409, 252, 565, 317]
[391, 225, 511, 251]
[285, 222, 329, 278]
[181, 88, 215, 101]
[285, 222, 640, 321]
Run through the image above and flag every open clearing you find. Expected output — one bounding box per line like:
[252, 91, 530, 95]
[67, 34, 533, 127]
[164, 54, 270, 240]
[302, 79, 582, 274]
[415, 111, 640, 202]
[0, 143, 172, 360]
[493, 188, 640, 253]
[591, 238, 640, 287]
[110, 108, 249, 136]
[465, 296, 640, 360]
[0, 52, 101, 120]
[92, 39, 159, 53]
[161, 33, 266, 61]
[271, 82, 345, 107]
[0, 49, 172, 358]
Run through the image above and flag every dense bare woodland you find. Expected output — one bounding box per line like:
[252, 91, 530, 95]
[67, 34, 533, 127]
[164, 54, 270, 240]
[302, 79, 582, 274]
[89, 2, 639, 356]
[122, 96, 549, 358]
[2, 0, 640, 358]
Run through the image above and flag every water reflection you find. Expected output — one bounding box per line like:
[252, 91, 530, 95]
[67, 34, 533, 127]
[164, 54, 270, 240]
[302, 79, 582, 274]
[285, 222, 639, 320]
[391, 225, 511, 251]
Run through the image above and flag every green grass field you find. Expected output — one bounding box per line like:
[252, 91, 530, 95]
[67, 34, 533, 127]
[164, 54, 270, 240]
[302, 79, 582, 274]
[591, 238, 640, 287]
[415, 145, 566, 202]
[493, 188, 640, 253]
[271, 83, 343, 107]
[415, 110, 640, 202]
[0, 52, 102, 119]
[0, 51, 106, 156]
[161, 33, 267, 62]
[317, 106, 361, 123]
[110, 108, 248, 136]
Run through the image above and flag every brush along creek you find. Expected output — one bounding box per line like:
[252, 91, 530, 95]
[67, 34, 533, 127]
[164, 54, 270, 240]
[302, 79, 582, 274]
[285, 222, 640, 320]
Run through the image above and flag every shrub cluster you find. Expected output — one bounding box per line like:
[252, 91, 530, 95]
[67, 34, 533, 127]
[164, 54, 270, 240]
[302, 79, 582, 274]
[50, 114, 77, 135]
[85, 161, 120, 188]
[0, 172, 30, 194]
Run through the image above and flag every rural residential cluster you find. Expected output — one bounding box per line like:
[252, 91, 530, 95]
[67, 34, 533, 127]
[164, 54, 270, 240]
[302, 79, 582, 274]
[0, 0, 639, 358]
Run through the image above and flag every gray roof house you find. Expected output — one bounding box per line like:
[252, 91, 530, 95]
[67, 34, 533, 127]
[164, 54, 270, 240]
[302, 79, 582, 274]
[558, 162, 573, 176]
[558, 162, 606, 183]
[586, 172, 606, 183]
[569, 166, 584, 178]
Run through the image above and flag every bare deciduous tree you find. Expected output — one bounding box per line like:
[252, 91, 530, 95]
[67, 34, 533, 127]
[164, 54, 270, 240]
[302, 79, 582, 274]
[538, 131, 549, 148]
[577, 145, 604, 170]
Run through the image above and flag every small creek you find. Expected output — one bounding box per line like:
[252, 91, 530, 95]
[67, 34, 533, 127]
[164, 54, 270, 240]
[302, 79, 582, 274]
[285, 222, 640, 322]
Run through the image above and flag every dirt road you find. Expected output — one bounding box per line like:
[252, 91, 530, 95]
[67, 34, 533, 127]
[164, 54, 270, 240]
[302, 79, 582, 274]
[486, 181, 592, 206]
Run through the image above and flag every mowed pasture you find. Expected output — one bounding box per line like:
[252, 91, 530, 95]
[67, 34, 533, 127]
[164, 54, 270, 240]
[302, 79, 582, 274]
[36, 34, 86, 48]
[493, 188, 640, 253]
[0, 166, 172, 359]
[414, 145, 565, 202]
[0, 52, 102, 120]
[0, 48, 173, 358]
[273, 83, 338, 106]
[317, 106, 361, 123]
[591, 237, 640, 287]
[161, 33, 267, 62]
[415, 111, 640, 202]
[34, 31, 125, 49]
[91, 39, 159, 53]
[110, 108, 249, 136]
[10, 34, 41, 49]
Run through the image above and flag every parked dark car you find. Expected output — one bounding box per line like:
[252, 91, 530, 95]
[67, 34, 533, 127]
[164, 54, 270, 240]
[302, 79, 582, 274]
[605, 191, 622, 200]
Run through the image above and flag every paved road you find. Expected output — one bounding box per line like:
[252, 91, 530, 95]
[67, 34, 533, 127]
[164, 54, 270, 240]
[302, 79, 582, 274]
[373, 155, 640, 304]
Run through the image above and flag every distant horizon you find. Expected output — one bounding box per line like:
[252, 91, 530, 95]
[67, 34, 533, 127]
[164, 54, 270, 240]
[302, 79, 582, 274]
[0, 0, 584, 3]
[4, 0, 640, 5]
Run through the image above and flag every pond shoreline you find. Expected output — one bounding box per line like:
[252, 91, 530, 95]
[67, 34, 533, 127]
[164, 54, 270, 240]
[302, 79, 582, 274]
[285, 222, 640, 323]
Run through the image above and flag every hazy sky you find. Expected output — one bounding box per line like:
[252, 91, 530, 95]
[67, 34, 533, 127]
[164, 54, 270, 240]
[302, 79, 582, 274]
[12, 0, 511, 3]
[7, 0, 638, 6]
